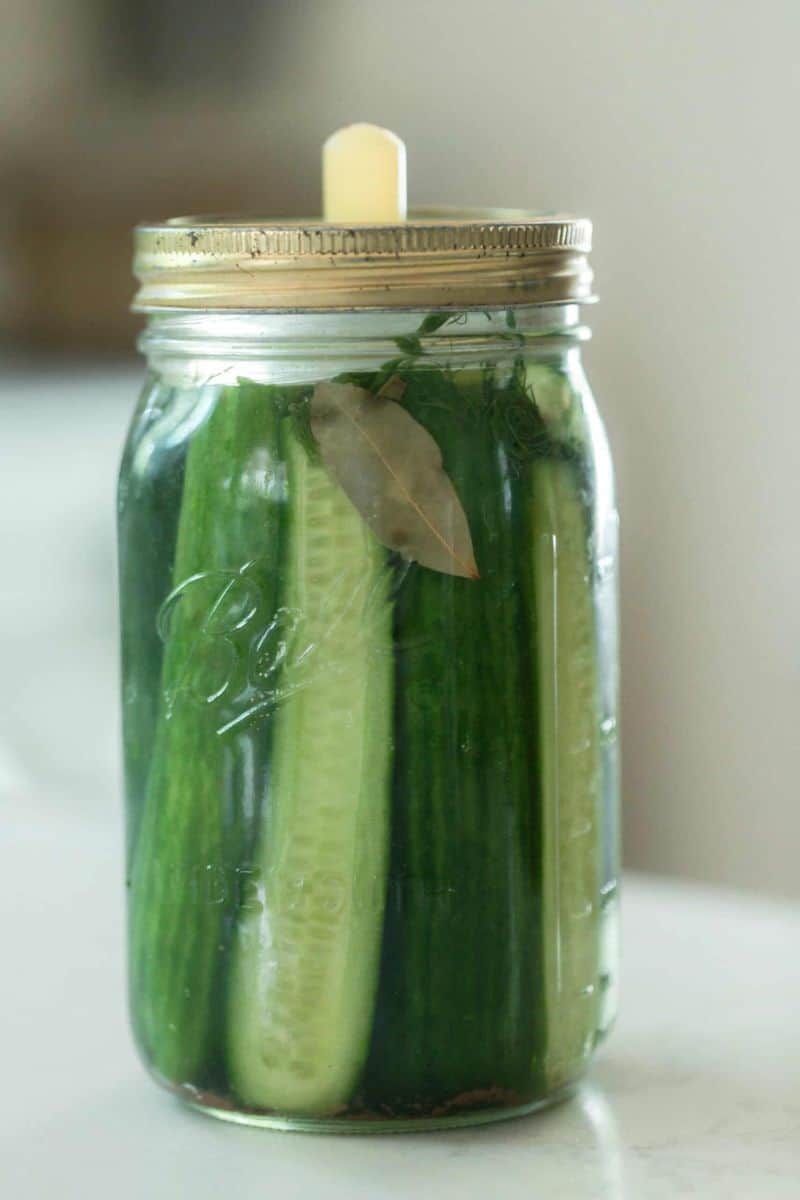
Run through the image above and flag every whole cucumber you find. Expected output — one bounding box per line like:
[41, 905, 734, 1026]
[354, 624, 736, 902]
[128, 384, 286, 1087]
[365, 363, 546, 1111]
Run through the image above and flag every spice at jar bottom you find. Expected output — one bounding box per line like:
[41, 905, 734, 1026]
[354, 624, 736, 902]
[119, 125, 620, 1132]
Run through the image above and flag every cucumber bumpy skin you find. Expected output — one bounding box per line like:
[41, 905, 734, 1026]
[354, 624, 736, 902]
[531, 451, 602, 1088]
[364, 364, 545, 1109]
[118, 380, 189, 862]
[127, 384, 285, 1087]
[226, 423, 393, 1116]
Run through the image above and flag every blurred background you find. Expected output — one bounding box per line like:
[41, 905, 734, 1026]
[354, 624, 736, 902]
[1, 0, 798, 896]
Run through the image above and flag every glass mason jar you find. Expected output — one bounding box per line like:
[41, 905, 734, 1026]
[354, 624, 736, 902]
[119, 216, 619, 1131]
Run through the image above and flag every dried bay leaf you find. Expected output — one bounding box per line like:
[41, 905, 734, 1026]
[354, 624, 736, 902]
[309, 381, 479, 580]
[376, 374, 407, 402]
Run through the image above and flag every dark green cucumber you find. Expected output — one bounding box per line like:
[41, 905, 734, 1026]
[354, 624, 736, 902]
[531, 453, 602, 1088]
[227, 422, 394, 1115]
[364, 364, 545, 1109]
[118, 379, 190, 860]
[128, 383, 285, 1086]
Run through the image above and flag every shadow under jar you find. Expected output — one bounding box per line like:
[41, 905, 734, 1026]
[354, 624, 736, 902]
[119, 215, 620, 1131]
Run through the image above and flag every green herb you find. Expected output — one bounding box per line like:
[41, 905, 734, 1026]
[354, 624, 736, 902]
[394, 334, 422, 357]
[417, 312, 453, 335]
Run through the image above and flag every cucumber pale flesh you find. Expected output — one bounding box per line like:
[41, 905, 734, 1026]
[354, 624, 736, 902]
[227, 426, 393, 1115]
[532, 456, 602, 1087]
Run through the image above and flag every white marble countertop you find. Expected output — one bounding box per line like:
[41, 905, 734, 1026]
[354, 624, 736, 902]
[2, 799, 798, 1199]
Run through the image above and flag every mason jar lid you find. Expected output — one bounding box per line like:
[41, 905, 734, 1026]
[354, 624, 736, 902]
[132, 209, 593, 312]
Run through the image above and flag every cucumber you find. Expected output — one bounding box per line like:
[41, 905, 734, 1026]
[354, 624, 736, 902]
[123, 344, 610, 1118]
[128, 383, 285, 1086]
[531, 455, 602, 1088]
[118, 380, 189, 861]
[226, 423, 393, 1115]
[364, 365, 544, 1109]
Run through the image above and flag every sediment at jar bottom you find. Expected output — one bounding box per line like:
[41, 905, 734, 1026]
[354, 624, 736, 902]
[159, 1072, 584, 1131]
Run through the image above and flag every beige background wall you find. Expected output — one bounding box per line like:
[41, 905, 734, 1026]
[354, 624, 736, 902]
[251, 0, 800, 896]
[2, 0, 798, 895]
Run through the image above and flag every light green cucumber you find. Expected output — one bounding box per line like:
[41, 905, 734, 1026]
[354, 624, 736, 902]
[227, 424, 393, 1115]
[531, 454, 602, 1088]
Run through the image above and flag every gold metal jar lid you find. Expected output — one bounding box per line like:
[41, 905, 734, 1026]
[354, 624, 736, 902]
[132, 209, 593, 312]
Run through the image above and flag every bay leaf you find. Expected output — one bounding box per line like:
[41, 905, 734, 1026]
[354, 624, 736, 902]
[309, 381, 479, 580]
[376, 374, 407, 402]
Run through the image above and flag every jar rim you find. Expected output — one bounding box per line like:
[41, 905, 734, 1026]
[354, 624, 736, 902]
[132, 208, 594, 313]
